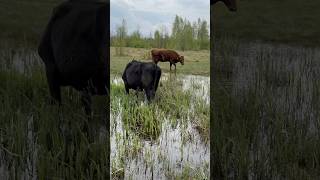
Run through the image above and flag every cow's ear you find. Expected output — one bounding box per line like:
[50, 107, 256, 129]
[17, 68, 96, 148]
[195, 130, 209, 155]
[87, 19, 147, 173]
[52, 2, 72, 22]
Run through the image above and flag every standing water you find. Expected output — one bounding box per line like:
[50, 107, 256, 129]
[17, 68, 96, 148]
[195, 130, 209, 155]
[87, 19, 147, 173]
[111, 74, 210, 179]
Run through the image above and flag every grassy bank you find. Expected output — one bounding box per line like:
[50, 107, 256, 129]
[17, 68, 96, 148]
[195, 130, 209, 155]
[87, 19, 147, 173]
[110, 47, 210, 76]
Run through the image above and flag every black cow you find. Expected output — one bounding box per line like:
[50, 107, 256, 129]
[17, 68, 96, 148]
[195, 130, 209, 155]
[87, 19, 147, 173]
[122, 60, 162, 101]
[38, 0, 109, 115]
[211, 0, 237, 11]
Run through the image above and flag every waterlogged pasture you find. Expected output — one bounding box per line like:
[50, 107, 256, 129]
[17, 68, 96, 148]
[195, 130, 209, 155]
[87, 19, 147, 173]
[110, 74, 210, 179]
[0, 48, 109, 179]
[213, 38, 320, 179]
[110, 47, 210, 76]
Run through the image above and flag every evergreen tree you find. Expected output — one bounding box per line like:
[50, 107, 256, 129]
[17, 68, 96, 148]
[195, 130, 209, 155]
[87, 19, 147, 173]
[115, 19, 127, 56]
[111, 15, 210, 51]
[198, 20, 209, 50]
[154, 30, 161, 48]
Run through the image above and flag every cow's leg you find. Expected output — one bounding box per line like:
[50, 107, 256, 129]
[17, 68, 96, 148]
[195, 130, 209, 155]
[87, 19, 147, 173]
[81, 90, 92, 117]
[155, 70, 161, 92]
[174, 63, 177, 71]
[45, 65, 61, 104]
[124, 84, 129, 94]
[145, 88, 155, 102]
[135, 90, 139, 98]
[145, 89, 151, 102]
[170, 62, 172, 71]
[81, 89, 93, 141]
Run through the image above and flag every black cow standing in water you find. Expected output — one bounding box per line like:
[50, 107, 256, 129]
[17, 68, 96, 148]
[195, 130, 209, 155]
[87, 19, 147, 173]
[38, 0, 109, 116]
[122, 60, 162, 101]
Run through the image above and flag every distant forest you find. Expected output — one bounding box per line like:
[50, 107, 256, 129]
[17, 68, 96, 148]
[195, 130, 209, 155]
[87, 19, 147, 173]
[111, 15, 210, 52]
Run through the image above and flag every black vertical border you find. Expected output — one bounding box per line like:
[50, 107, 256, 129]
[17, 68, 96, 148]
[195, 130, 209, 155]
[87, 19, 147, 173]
[106, 0, 110, 179]
[210, 1, 214, 179]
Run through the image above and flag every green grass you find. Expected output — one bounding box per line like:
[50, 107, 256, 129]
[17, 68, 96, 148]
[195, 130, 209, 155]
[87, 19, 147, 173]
[110, 74, 210, 178]
[0, 0, 61, 47]
[212, 37, 320, 179]
[213, 2, 320, 176]
[111, 77, 209, 141]
[110, 46, 209, 178]
[110, 47, 210, 76]
[212, 0, 320, 47]
[0, 48, 109, 179]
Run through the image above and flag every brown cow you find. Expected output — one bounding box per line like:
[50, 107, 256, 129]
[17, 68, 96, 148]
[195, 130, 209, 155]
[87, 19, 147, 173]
[151, 49, 184, 71]
[211, 0, 237, 11]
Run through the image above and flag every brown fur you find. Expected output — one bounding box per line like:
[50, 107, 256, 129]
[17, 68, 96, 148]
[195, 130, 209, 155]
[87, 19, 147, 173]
[151, 49, 184, 70]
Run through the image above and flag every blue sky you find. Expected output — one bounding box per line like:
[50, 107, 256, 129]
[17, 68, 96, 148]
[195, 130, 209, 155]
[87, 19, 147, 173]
[110, 0, 210, 37]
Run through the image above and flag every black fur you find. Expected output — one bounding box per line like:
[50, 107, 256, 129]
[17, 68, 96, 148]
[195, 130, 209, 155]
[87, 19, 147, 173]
[38, 0, 109, 115]
[122, 60, 161, 101]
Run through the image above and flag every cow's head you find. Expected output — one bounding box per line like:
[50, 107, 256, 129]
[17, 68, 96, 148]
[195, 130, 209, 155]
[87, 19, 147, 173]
[212, 0, 237, 12]
[180, 56, 184, 65]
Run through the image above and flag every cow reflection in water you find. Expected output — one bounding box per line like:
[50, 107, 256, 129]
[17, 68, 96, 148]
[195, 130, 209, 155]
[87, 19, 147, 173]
[122, 60, 162, 102]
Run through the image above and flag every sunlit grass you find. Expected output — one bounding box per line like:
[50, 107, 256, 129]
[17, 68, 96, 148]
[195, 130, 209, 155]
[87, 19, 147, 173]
[110, 47, 210, 76]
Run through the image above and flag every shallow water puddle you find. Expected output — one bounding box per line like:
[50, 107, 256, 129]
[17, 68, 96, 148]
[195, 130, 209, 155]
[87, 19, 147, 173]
[112, 73, 210, 103]
[111, 74, 210, 179]
[0, 115, 38, 179]
[111, 109, 209, 179]
[181, 75, 210, 104]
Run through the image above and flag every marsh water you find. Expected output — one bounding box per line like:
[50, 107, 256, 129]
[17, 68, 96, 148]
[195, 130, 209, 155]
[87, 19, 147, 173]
[214, 41, 320, 179]
[111, 74, 210, 179]
[3, 42, 318, 178]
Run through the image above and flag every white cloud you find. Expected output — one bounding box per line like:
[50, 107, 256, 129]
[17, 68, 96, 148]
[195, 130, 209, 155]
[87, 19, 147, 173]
[111, 0, 210, 37]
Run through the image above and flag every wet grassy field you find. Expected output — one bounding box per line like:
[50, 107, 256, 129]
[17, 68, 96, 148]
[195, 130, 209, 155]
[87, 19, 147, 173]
[0, 47, 109, 179]
[212, 37, 320, 179]
[110, 47, 210, 76]
[110, 47, 210, 179]
[212, 1, 320, 178]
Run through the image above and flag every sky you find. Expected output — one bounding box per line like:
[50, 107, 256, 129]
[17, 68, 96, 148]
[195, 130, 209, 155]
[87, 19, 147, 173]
[110, 0, 210, 37]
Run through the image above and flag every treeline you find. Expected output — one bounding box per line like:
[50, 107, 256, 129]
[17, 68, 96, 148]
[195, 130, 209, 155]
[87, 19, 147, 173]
[111, 15, 209, 53]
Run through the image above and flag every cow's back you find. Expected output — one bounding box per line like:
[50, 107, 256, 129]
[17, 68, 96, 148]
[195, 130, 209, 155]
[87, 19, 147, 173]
[164, 50, 179, 59]
[123, 61, 142, 89]
[49, 2, 108, 87]
[161, 49, 180, 63]
[151, 48, 180, 62]
[140, 63, 160, 87]
[151, 48, 165, 63]
[123, 61, 161, 89]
